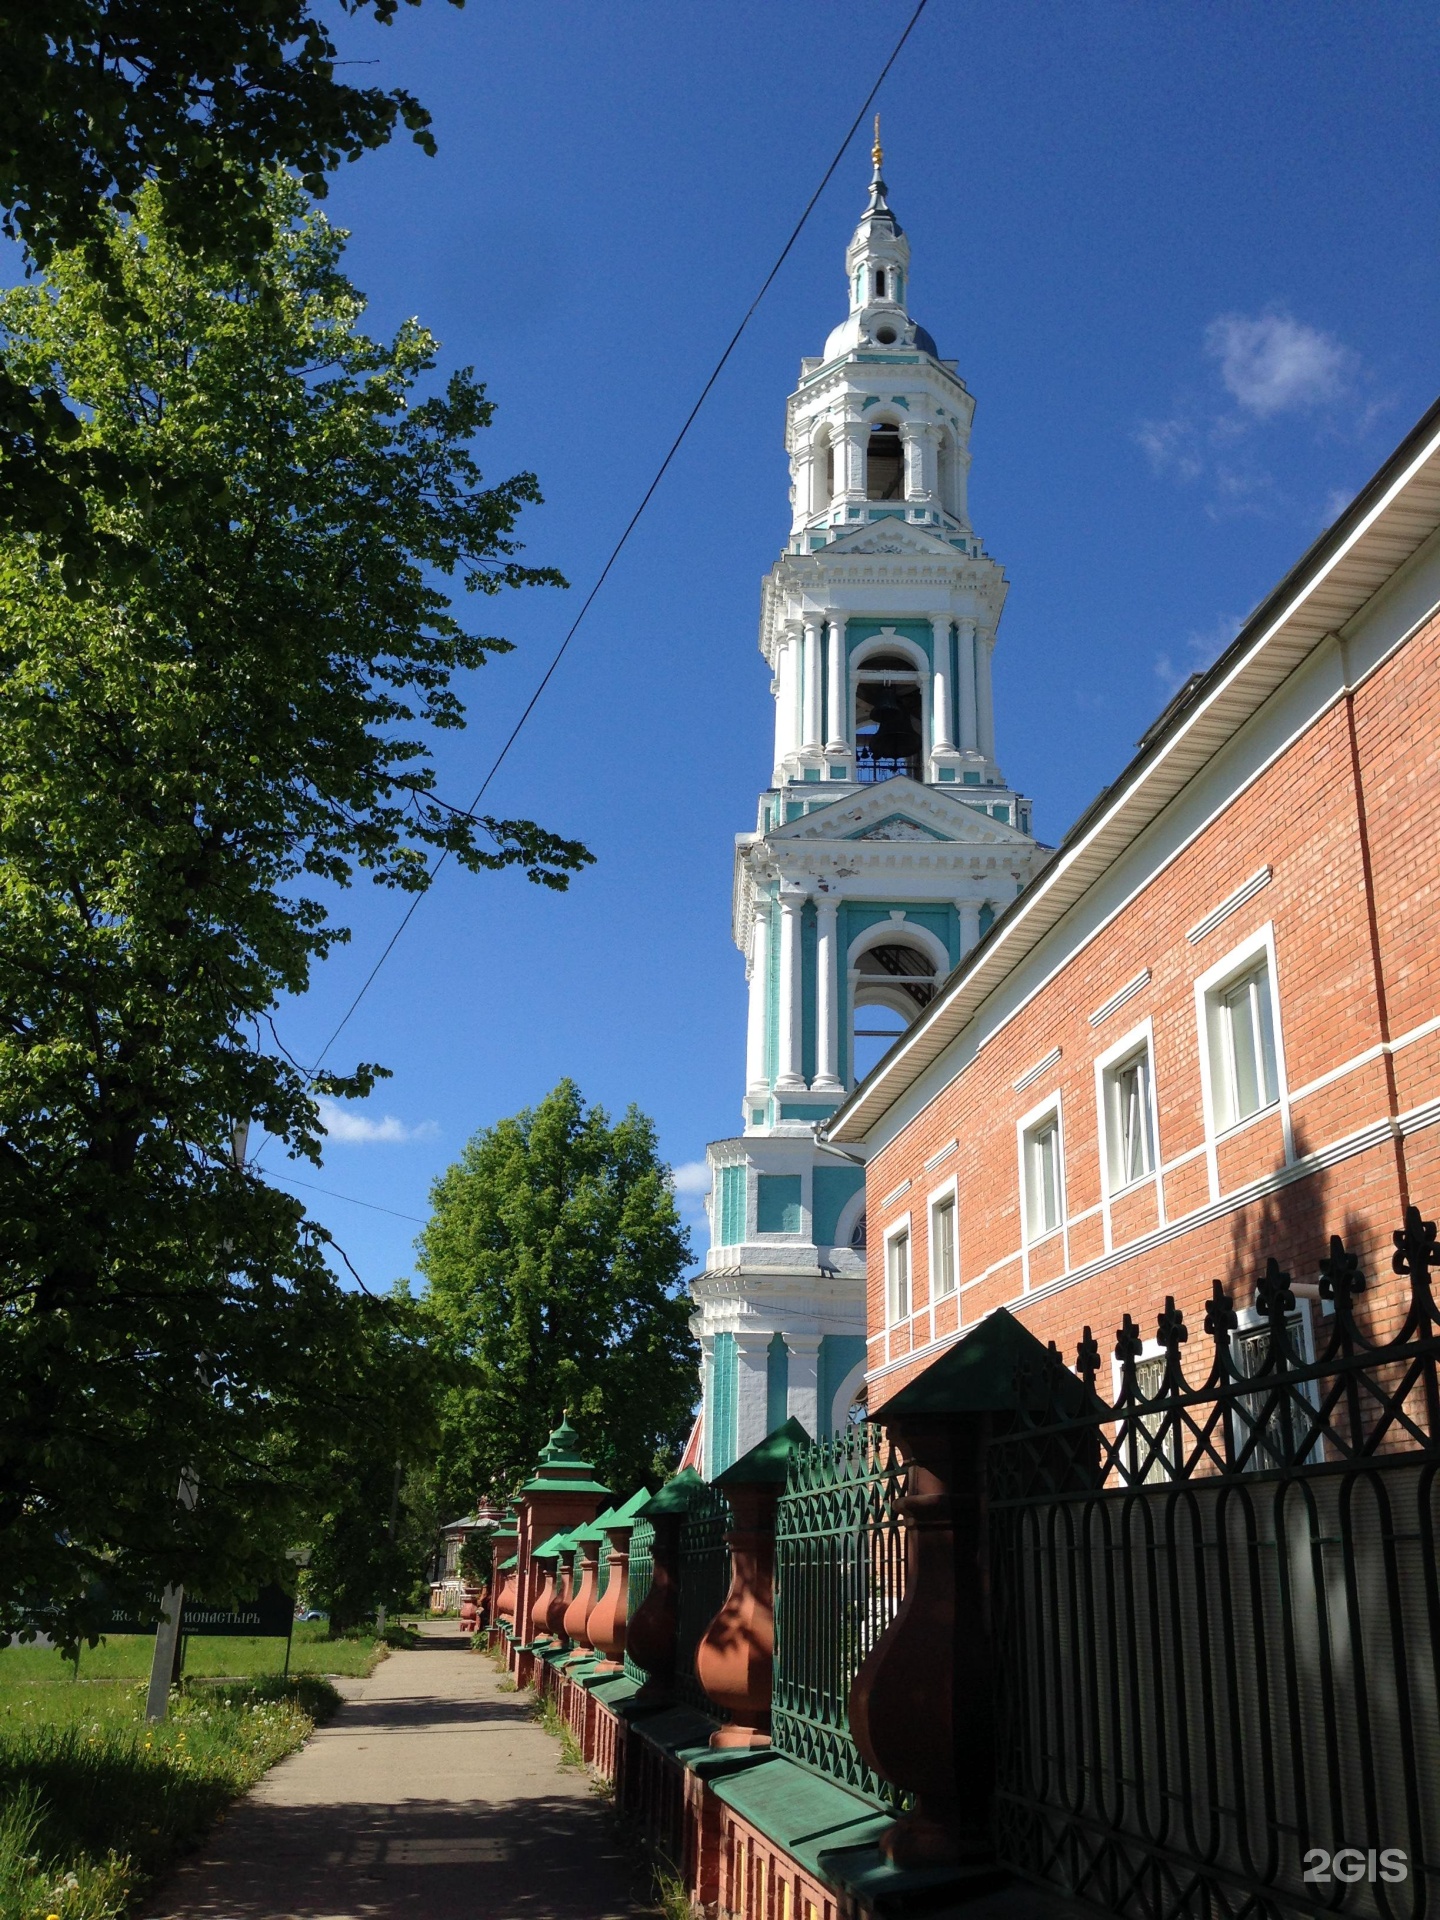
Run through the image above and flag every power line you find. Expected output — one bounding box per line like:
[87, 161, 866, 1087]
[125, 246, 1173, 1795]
[266, 1169, 427, 1225]
[308, 0, 932, 1074]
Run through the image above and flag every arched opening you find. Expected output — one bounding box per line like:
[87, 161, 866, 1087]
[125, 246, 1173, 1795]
[854, 650, 922, 782]
[866, 424, 904, 501]
[874, 268, 887, 299]
[850, 937, 938, 1082]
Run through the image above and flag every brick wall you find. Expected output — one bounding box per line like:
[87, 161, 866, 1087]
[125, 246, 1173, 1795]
[863, 603, 1440, 1408]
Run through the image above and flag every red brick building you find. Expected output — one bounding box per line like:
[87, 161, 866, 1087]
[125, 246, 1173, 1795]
[821, 398, 1440, 1409]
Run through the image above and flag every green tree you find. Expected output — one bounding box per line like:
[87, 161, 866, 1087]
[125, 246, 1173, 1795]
[0, 0, 457, 555]
[0, 174, 588, 1639]
[301, 1287, 448, 1634]
[420, 1082, 698, 1507]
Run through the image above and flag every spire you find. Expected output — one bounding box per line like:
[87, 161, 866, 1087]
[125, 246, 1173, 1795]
[866, 112, 891, 217]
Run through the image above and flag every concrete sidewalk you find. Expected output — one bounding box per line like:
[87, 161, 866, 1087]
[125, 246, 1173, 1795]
[147, 1626, 645, 1919]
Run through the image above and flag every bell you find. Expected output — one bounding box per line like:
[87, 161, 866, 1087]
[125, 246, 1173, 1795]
[864, 684, 918, 761]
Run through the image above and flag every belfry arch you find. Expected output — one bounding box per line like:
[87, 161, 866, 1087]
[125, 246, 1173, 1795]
[847, 919, 948, 1085]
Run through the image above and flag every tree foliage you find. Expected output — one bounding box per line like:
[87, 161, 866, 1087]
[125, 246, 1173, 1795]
[0, 0, 457, 553]
[0, 175, 587, 1637]
[420, 1082, 698, 1507]
[300, 1287, 449, 1634]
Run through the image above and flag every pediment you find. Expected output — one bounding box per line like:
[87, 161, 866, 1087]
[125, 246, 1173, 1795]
[766, 777, 1032, 849]
[848, 812, 947, 843]
[822, 518, 966, 559]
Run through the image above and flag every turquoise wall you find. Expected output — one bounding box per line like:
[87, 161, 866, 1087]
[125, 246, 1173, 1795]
[763, 891, 779, 1087]
[710, 1333, 738, 1476]
[837, 899, 959, 1086]
[818, 1336, 867, 1432]
[813, 1165, 863, 1246]
[845, 618, 934, 668]
[757, 1175, 803, 1234]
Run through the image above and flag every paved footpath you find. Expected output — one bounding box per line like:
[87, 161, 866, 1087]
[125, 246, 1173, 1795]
[147, 1625, 645, 1920]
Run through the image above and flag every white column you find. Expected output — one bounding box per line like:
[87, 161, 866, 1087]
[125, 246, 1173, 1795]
[900, 422, 923, 501]
[776, 885, 806, 1090]
[734, 1334, 774, 1459]
[745, 904, 770, 1093]
[956, 617, 978, 753]
[931, 617, 955, 758]
[802, 619, 823, 753]
[959, 901, 981, 956]
[785, 1333, 823, 1437]
[841, 420, 867, 499]
[791, 444, 812, 528]
[814, 896, 840, 1090]
[775, 629, 800, 772]
[976, 629, 997, 764]
[825, 619, 847, 752]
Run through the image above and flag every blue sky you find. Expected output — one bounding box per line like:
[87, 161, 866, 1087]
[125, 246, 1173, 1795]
[254, 0, 1440, 1290]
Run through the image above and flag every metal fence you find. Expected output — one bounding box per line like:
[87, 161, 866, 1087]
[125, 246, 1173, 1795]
[987, 1211, 1440, 1920]
[674, 1480, 731, 1718]
[773, 1423, 908, 1807]
[622, 1515, 655, 1687]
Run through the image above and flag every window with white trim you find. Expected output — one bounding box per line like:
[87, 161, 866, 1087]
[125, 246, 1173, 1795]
[1023, 1112, 1063, 1242]
[1206, 959, 1278, 1130]
[1103, 1044, 1155, 1190]
[930, 1193, 957, 1297]
[885, 1226, 911, 1324]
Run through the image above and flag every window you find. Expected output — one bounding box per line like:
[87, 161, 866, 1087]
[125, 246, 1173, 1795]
[1104, 1045, 1154, 1190]
[866, 425, 904, 501]
[1023, 1112, 1063, 1241]
[1207, 959, 1278, 1130]
[930, 1193, 957, 1297]
[1127, 1354, 1181, 1484]
[874, 268, 887, 298]
[886, 1227, 910, 1324]
[1231, 1312, 1318, 1472]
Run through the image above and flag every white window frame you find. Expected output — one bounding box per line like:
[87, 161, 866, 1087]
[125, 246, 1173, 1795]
[1094, 1019, 1162, 1210]
[927, 1176, 960, 1304]
[1017, 1093, 1066, 1255]
[1229, 1299, 1321, 1471]
[1110, 1335, 1184, 1486]
[1194, 922, 1292, 1200]
[883, 1212, 913, 1327]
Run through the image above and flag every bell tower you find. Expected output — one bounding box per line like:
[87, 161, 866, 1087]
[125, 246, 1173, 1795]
[692, 137, 1044, 1475]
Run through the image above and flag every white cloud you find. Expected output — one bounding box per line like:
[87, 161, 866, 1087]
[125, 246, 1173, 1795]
[670, 1160, 712, 1198]
[1136, 414, 1204, 481]
[1204, 310, 1352, 419]
[318, 1097, 438, 1146]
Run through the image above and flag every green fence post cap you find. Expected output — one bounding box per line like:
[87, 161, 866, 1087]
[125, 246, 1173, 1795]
[532, 1530, 574, 1560]
[871, 1307, 1098, 1418]
[713, 1416, 812, 1487]
[644, 1466, 708, 1515]
[604, 1486, 653, 1531]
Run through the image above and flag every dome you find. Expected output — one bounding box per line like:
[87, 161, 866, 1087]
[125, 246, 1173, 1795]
[913, 322, 939, 356]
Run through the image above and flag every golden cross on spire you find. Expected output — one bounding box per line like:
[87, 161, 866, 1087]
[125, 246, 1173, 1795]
[872, 114, 884, 168]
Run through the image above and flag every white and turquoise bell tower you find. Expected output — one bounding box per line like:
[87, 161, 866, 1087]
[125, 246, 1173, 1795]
[691, 130, 1046, 1476]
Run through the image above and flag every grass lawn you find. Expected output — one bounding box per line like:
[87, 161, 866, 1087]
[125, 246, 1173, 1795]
[0, 1620, 391, 1686]
[0, 1623, 401, 1920]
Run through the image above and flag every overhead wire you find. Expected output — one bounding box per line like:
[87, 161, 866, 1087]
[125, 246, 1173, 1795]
[304, 0, 933, 1076]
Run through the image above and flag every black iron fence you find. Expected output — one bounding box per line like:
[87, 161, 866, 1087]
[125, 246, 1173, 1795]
[987, 1211, 1440, 1920]
[773, 1423, 908, 1805]
[674, 1480, 731, 1718]
[622, 1513, 654, 1688]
